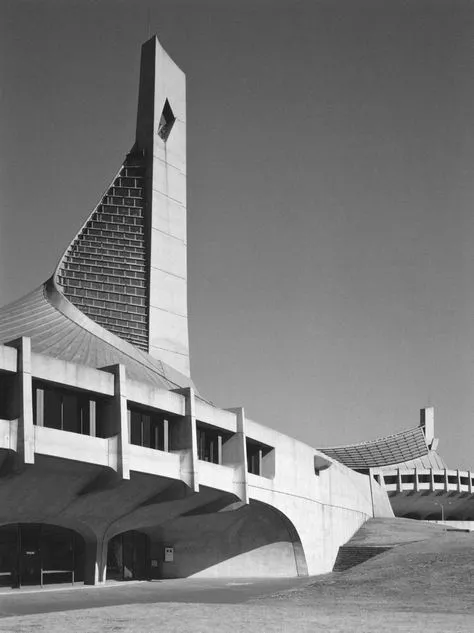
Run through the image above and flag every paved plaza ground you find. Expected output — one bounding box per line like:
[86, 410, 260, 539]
[0, 531, 473, 632]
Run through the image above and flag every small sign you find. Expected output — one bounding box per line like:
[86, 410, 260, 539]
[164, 546, 174, 562]
[151, 559, 158, 568]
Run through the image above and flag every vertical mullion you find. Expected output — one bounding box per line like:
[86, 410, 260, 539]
[163, 419, 169, 452]
[35, 388, 44, 427]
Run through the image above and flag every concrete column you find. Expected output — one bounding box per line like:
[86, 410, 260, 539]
[457, 469, 462, 492]
[469, 470, 473, 494]
[224, 407, 249, 504]
[89, 400, 96, 438]
[396, 469, 402, 493]
[444, 469, 449, 492]
[6, 337, 34, 465]
[83, 537, 108, 585]
[163, 419, 169, 452]
[35, 388, 44, 427]
[102, 364, 130, 480]
[430, 469, 435, 491]
[368, 468, 376, 517]
[171, 387, 198, 492]
[414, 468, 419, 492]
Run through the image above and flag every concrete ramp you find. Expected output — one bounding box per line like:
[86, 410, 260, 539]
[333, 517, 448, 572]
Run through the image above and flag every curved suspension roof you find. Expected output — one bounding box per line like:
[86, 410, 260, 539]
[0, 280, 195, 392]
[318, 426, 433, 470]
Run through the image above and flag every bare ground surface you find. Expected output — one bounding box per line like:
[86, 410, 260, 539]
[0, 603, 473, 633]
[1, 528, 474, 632]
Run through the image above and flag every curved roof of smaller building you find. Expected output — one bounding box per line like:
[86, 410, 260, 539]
[386, 451, 447, 471]
[0, 280, 196, 392]
[318, 426, 431, 470]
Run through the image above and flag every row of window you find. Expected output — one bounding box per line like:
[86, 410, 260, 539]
[382, 474, 472, 486]
[26, 381, 273, 477]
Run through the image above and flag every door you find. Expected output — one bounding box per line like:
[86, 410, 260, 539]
[20, 525, 41, 585]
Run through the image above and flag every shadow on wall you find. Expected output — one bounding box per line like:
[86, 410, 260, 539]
[142, 500, 308, 579]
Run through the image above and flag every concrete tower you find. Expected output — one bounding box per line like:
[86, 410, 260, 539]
[55, 36, 190, 376]
[136, 37, 189, 376]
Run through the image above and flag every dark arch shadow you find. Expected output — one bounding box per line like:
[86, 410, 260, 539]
[0, 522, 85, 588]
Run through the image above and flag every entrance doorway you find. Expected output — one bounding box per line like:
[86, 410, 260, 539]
[0, 524, 84, 588]
[106, 530, 149, 580]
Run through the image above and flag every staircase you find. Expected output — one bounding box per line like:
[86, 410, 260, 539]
[333, 545, 392, 572]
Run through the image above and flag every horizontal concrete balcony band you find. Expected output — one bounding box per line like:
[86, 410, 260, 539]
[129, 443, 181, 478]
[198, 461, 236, 495]
[34, 425, 111, 468]
[32, 354, 115, 396]
[417, 482, 432, 491]
[385, 483, 472, 495]
[194, 400, 237, 434]
[247, 471, 274, 486]
[126, 380, 186, 416]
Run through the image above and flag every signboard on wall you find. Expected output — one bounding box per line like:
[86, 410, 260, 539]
[164, 546, 174, 562]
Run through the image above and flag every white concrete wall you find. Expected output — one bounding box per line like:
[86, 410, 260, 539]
[245, 418, 374, 574]
[0, 342, 394, 580]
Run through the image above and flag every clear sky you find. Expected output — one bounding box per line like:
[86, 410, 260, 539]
[1, 0, 474, 467]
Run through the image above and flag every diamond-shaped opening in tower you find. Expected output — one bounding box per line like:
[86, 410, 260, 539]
[157, 99, 176, 141]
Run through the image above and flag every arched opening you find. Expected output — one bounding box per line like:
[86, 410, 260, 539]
[136, 499, 308, 579]
[106, 530, 149, 581]
[0, 524, 85, 588]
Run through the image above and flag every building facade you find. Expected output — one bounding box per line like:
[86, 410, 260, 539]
[320, 407, 474, 524]
[0, 36, 391, 588]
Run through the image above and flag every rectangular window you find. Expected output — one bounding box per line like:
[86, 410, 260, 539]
[196, 424, 227, 464]
[247, 447, 262, 475]
[246, 438, 274, 478]
[0, 374, 15, 420]
[128, 407, 168, 451]
[43, 389, 62, 430]
[32, 381, 93, 436]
